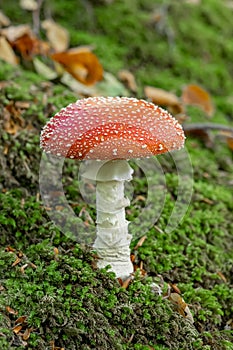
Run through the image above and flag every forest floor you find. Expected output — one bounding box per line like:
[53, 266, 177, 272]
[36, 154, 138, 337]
[0, 1, 233, 349]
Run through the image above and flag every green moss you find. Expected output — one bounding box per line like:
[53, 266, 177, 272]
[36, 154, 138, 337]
[0, 0, 233, 349]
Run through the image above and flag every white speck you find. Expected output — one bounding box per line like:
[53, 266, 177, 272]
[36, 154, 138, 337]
[141, 144, 147, 149]
[128, 150, 133, 153]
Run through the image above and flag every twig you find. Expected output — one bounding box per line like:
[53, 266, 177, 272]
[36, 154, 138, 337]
[183, 123, 233, 135]
[32, 0, 44, 35]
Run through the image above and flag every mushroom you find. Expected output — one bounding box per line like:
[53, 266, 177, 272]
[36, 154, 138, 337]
[40, 96, 185, 280]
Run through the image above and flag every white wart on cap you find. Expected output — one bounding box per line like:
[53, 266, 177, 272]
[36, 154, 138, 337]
[40, 96, 185, 160]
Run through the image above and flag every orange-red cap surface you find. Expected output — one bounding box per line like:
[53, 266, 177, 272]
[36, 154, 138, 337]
[40, 97, 185, 160]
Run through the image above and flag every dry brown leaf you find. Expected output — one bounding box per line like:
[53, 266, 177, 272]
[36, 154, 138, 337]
[22, 327, 33, 340]
[144, 85, 184, 115]
[0, 36, 18, 65]
[169, 292, 194, 323]
[42, 19, 69, 53]
[181, 84, 214, 117]
[1, 25, 49, 60]
[118, 69, 137, 92]
[12, 32, 50, 60]
[13, 324, 23, 334]
[1, 24, 31, 42]
[15, 315, 27, 325]
[0, 10, 10, 27]
[6, 306, 18, 315]
[226, 137, 233, 151]
[5, 246, 16, 252]
[51, 47, 103, 85]
[20, 0, 38, 11]
[12, 256, 21, 267]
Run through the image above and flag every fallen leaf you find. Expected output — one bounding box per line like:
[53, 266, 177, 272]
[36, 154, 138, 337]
[6, 306, 18, 315]
[95, 71, 129, 96]
[15, 315, 27, 325]
[0, 10, 11, 27]
[12, 257, 21, 267]
[13, 324, 23, 334]
[60, 71, 95, 95]
[20, 0, 38, 11]
[5, 246, 16, 252]
[0, 36, 18, 65]
[33, 57, 58, 80]
[42, 19, 69, 52]
[1, 24, 31, 42]
[181, 84, 214, 117]
[118, 69, 137, 92]
[12, 32, 50, 60]
[51, 46, 103, 85]
[226, 136, 233, 151]
[144, 85, 184, 115]
[169, 292, 194, 323]
[22, 327, 33, 340]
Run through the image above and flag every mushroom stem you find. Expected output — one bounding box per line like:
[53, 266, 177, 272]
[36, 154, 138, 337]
[81, 159, 134, 280]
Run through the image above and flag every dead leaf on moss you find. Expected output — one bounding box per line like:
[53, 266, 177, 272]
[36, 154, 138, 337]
[22, 327, 33, 340]
[15, 315, 27, 325]
[20, 0, 38, 11]
[118, 69, 138, 92]
[169, 292, 194, 323]
[181, 84, 214, 117]
[0, 10, 10, 27]
[33, 57, 58, 80]
[42, 19, 69, 53]
[144, 85, 184, 115]
[226, 136, 233, 151]
[6, 306, 18, 315]
[1, 24, 31, 42]
[51, 46, 103, 85]
[12, 32, 50, 60]
[0, 36, 18, 65]
[12, 256, 21, 267]
[95, 71, 129, 96]
[13, 324, 23, 334]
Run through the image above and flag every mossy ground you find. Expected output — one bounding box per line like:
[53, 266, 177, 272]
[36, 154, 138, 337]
[0, 1, 233, 349]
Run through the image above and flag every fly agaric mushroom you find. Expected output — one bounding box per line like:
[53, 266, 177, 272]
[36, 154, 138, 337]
[40, 96, 185, 280]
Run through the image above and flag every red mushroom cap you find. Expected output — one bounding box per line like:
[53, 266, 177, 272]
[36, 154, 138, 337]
[40, 96, 185, 160]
